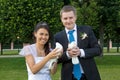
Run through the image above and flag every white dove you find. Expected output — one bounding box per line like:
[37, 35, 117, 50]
[68, 41, 79, 64]
[49, 42, 63, 69]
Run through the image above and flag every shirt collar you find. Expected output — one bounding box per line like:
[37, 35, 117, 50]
[65, 24, 77, 34]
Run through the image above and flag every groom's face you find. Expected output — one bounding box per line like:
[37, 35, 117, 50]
[61, 11, 76, 30]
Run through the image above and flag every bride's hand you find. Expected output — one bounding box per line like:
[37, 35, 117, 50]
[47, 48, 59, 59]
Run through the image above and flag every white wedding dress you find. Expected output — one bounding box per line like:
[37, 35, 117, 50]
[19, 44, 51, 80]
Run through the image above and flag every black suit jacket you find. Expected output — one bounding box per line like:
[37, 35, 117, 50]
[54, 26, 102, 80]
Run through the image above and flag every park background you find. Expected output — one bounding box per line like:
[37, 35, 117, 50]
[0, 0, 120, 80]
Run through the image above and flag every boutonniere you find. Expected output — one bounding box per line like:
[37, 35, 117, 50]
[80, 32, 88, 40]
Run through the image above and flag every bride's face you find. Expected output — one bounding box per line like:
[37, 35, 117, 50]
[34, 28, 49, 45]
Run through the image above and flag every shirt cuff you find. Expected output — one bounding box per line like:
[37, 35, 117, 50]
[80, 49, 85, 57]
[66, 51, 71, 58]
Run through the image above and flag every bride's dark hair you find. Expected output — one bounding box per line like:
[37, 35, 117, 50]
[34, 22, 51, 55]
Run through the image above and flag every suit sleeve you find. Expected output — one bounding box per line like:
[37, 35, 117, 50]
[54, 33, 72, 63]
[83, 26, 102, 58]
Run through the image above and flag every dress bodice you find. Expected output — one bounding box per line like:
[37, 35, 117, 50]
[19, 44, 51, 80]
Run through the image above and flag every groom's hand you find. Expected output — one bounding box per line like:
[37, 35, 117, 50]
[67, 47, 81, 57]
[74, 47, 81, 56]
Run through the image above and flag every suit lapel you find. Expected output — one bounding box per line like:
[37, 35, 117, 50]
[61, 30, 69, 49]
[77, 26, 83, 47]
[63, 30, 69, 43]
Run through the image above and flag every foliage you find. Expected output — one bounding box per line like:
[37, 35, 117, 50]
[0, 0, 63, 43]
[96, 0, 120, 42]
[0, 0, 120, 50]
[72, 0, 100, 39]
[95, 0, 120, 52]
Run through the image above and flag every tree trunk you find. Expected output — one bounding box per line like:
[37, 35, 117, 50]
[0, 43, 3, 55]
[99, 23, 104, 55]
[117, 43, 119, 52]
[107, 39, 110, 53]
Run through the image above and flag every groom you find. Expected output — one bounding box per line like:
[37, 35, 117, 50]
[54, 5, 102, 80]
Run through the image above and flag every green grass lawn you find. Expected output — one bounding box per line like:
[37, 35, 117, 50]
[0, 57, 27, 80]
[0, 55, 120, 80]
[95, 55, 120, 80]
